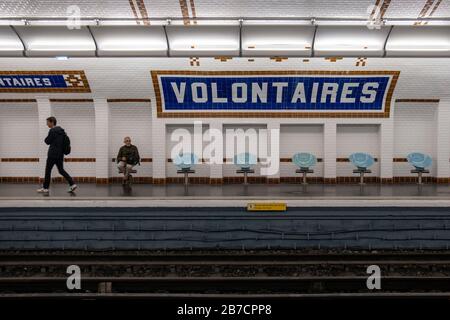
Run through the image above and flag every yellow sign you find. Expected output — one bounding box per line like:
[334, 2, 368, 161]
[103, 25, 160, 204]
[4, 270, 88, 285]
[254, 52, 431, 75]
[247, 203, 287, 212]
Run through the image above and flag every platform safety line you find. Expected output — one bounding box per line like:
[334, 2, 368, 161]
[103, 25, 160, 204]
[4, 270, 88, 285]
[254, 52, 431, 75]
[2, 198, 450, 208]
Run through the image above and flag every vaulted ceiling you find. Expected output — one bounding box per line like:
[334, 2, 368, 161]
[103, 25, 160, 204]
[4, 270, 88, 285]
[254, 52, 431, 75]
[0, 0, 448, 20]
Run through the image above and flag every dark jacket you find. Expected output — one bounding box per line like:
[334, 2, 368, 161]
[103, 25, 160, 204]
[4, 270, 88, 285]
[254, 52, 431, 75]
[45, 126, 66, 159]
[117, 145, 140, 165]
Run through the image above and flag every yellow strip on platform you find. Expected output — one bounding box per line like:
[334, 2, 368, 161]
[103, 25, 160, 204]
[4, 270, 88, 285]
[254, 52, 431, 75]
[247, 202, 287, 211]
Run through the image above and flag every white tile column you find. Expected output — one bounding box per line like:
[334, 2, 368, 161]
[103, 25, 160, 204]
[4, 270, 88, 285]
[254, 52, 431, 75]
[94, 98, 110, 183]
[380, 118, 394, 182]
[151, 116, 166, 183]
[208, 121, 223, 183]
[266, 122, 280, 182]
[436, 98, 450, 180]
[323, 122, 337, 182]
[36, 97, 53, 180]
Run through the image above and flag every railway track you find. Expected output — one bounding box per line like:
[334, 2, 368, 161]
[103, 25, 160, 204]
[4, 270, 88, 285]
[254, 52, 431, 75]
[0, 251, 449, 298]
[0, 276, 450, 294]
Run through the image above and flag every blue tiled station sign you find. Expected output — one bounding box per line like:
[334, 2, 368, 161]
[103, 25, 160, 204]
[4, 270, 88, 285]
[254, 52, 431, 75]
[159, 75, 392, 111]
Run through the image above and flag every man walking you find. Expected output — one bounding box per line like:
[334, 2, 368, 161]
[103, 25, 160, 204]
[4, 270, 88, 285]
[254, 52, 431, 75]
[37, 117, 77, 194]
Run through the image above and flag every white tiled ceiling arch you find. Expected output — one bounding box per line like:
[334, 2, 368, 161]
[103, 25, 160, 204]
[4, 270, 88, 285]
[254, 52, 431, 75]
[0, 0, 448, 20]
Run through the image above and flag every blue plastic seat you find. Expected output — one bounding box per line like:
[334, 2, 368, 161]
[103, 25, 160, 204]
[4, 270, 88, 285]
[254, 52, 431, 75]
[407, 152, 432, 170]
[292, 153, 317, 170]
[234, 153, 257, 170]
[292, 153, 317, 184]
[173, 153, 199, 170]
[349, 153, 375, 170]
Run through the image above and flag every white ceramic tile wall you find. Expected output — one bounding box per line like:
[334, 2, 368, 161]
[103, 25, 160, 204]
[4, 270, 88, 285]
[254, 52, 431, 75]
[0, 56, 448, 180]
[279, 125, 324, 177]
[110, 102, 152, 177]
[393, 102, 437, 177]
[52, 101, 96, 177]
[336, 124, 380, 177]
[166, 124, 210, 177]
[0, 102, 39, 177]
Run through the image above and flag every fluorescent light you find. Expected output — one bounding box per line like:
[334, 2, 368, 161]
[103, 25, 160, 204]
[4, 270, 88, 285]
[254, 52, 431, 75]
[55, 56, 69, 60]
[27, 20, 97, 26]
[0, 26, 24, 56]
[166, 25, 240, 56]
[241, 25, 314, 57]
[314, 26, 391, 57]
[90, 26, 168, 57]
[169, 20, 239, 26]
[386, 26, 450, 57]
[15, 26, 96, 57]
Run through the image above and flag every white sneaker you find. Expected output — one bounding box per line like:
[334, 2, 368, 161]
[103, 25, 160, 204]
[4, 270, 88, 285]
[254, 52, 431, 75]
[37, 188, 49, 193]
[68, 184, 78, 193]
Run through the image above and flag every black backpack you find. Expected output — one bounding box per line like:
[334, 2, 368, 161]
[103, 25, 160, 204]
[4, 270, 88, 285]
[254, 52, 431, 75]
[63, 134, 71, 155]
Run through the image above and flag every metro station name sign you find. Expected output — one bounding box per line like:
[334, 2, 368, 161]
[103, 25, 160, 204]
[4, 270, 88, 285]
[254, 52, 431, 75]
[152, 71, 399, 118]
[0, 71, 90, 92]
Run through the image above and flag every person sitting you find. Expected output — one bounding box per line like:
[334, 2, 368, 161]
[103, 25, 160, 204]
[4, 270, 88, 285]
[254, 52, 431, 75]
[116, 136, 140, 183]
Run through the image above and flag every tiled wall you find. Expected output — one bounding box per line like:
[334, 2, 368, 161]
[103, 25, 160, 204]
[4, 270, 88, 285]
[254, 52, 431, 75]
[109, 101, 153, 178]
[394, 102, 438, 177]
[279, 125, 324, 178]
[0, 102, 40, 178]
[52, 101, 96, 177]
[336, 124, 380, 177]
[165, 124, 210, 178]
[0, 56, 449, 183]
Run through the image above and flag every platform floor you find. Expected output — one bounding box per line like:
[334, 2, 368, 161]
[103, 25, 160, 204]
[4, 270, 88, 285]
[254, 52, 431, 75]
[1, 182, 450, 198]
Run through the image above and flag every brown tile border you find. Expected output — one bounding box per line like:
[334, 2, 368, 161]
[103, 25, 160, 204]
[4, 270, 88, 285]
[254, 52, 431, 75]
[152, 178, 166, 185]
[336, 176, 381, 184]
[151, 70, 400, 118]
[395, 99, 440, 103]
[436, 178, 450, 184]
[166, 177, 210, 184]
[1, 176, 449, 185]
[280, 177, 324, 184]
[280, 158, 323, 163]
[167, 158, 212, 163]
[111, 158, 152, 162]
[392, 176, 438, 184]
[0, 71, 90, 93]
[337, 158, 379, 162]
[128, 0, 141, 25]
[107, 99, 151, 103]
[1, 158, 39, 162]
[381, 178, 393, 184]
[52, 177, 96, 183]
[0, 99, 37, 103]
[0, 177, 40, 183]
[179, 0, 197, 25]
[209, 178, 223, 185]
[64, 158, 96, 162]
[393, 158, 408, 162]
[223, 176, 268, 184]
[108, 177, 153, 184]
[136, 0, 150, 25]
[415, 0, 442, 25]
[50, 99, 94, 103]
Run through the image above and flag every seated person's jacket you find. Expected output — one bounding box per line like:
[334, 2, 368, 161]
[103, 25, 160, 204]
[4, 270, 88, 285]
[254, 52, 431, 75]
[117, 145, 140, 165]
